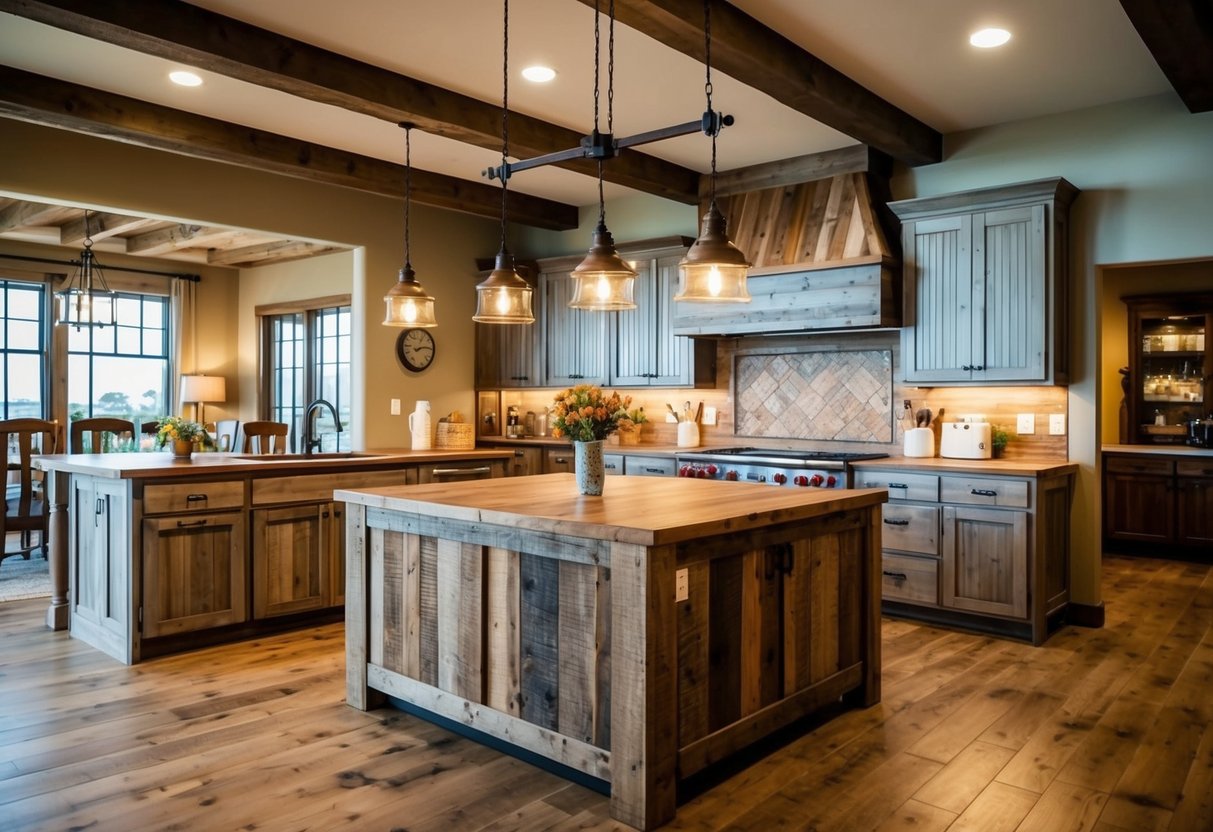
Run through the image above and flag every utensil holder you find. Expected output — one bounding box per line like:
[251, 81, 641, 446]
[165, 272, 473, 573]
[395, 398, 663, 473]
[677, 421, 700, 448]
[904, 427, 935, 458]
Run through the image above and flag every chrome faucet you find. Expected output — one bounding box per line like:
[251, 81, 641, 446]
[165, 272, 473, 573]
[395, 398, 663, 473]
[302, 398, 342, 454]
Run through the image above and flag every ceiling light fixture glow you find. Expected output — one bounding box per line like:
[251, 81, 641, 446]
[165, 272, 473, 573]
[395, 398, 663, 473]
[521, 65, 556, 83]
[969, 28, 1011, 48]
[169, 70, 203, 87]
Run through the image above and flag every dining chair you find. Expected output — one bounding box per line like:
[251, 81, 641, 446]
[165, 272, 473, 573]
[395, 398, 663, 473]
[1, 418, 59, 565]
[240, 421, 289, 455]
[69, 417, 136, 454]
[214, 419, 240, 453]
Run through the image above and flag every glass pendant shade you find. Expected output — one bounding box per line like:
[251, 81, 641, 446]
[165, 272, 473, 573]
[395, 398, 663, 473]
[569, 223, 638, 310]
[675, 201, 752, 303]
[474, 251, 535, 324]
[383, 266, 437, 327]
[56, 245, 115, 328]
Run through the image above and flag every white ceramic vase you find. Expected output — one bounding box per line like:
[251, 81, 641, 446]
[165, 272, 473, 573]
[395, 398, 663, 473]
[574, 440, 605, 496]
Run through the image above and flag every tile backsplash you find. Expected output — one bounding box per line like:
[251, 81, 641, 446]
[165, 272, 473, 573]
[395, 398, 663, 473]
[734, 349, 893, 443]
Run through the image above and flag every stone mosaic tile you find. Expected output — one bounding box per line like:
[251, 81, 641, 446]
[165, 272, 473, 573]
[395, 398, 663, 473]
[735, 350, 893, 442]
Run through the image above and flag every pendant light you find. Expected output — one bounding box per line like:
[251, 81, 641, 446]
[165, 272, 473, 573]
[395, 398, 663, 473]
[383, 123, 437, 327]
[474, 0, 534, 325]
[675, 0, 751, 303]
[56, 209, 115, 329]
[569, 0, 637, 311]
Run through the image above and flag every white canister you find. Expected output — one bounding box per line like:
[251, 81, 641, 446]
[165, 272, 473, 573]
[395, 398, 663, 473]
[904, 427, 935, 458]
[676, 420, 700, 448]
[408, 400, 432, 450]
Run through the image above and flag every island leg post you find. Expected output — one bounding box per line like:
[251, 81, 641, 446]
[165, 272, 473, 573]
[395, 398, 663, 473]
[344, 503, 382, 710]
[45, 469, 70, 631]
[610, 541, 677, 830]
[861, 506, 882, 706]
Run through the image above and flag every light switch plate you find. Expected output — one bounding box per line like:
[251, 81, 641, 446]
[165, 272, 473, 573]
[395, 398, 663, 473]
[390, 398, 401, 416]
[1017, 413, 1035, 434]
[1049, 414, 1067, 435]
[675, 568, 689, 602]
[703, 406, 718, 426]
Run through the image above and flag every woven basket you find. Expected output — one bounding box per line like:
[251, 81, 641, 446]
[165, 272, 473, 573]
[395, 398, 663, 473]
[436, 422, 475, 450]
[617, 425, 641, 445]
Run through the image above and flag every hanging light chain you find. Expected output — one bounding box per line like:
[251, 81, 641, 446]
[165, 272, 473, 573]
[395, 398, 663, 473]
[608, 0, 616, 136]
[499, 0, 511, 254]
[704, 0, 718, 204]
[403, 124, 412, 269]
[593, 0, 601, 133]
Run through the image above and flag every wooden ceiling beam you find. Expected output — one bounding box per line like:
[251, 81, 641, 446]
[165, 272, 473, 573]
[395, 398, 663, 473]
[206, 239, 332, 267]
[125, 223, 232, 255]
[59, 211, 152, 245]
[0, 66, 579, 231]
[580, 0, 942, 166]
[0, 0, 701, 203]
[0, 199, 61, 232]
[1119, 0, 1213, 113]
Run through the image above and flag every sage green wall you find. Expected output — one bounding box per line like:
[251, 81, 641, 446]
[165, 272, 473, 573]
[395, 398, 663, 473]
[0, 119, 503, 449]
[896, 93, 1213, 607]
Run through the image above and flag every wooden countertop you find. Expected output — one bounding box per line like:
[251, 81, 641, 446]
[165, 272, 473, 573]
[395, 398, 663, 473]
[32, 449, 512, 480]
[852, 457, 1079, 477]
[337, 473, 887, 547]
[480, 438, 685, 456]
[1103, 443, 1213, 458]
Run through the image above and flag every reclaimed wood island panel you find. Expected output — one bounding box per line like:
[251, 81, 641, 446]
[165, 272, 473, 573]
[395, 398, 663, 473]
[337, 473, 887, 830]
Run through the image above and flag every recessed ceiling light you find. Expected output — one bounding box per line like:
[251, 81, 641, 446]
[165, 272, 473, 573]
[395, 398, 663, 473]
[521, 65, 557, 83]
[169, 70, 203, 87]
[969, 28, 1011, 48]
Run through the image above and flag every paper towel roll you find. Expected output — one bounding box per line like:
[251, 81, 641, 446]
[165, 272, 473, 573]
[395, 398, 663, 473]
[904, 427, 935, 458]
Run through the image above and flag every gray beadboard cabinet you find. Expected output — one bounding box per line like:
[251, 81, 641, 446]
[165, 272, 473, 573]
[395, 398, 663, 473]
[890, 178, 1078, 385]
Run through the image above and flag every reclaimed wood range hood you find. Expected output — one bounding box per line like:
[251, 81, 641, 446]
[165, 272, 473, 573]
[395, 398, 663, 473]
[672, 172, 900, 336]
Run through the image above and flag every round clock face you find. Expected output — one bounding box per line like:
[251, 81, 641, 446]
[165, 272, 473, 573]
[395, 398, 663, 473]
[396, 328, 435, 373]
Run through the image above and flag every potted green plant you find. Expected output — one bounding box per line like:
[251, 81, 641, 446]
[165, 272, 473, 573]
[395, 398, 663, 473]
[991, 425, 1010, 458]
[156, 416, 206, 458]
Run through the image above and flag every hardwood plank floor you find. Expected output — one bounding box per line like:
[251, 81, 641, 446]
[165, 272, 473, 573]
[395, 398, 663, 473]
[2, 555, 1211, 831]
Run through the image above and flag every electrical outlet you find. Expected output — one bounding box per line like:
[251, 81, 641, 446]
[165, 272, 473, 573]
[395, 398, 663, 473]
[703, 406, 718, 426]
[675, 568, 689, 602]
[1017, 413, 1035, 435]
[390, 398, 401, 416]
[1049, 414, 1067, 435]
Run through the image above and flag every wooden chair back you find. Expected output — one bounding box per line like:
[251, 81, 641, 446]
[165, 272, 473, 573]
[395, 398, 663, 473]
[240, 421, 289, 455]
[69, 417, 136, 454]
[214, 419, 240, 453]
[141, 420, 161, 436]
[1, 418, 59, 562]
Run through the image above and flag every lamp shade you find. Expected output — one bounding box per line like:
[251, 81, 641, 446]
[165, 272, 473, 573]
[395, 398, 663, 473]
[675, 201, 752, 303]
[569, 223, 638, 310]
[383, 266, 437, 327]
[474, 252, 535, 324]
[180, 374, 226, 404]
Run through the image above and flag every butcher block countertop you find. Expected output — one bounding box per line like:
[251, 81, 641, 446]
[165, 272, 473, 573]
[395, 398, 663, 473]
[32, 448, 512, 479]
[336, 471, 887, 546]
[852, 457, 1079, 477]
[1103, 443, 1213, 458]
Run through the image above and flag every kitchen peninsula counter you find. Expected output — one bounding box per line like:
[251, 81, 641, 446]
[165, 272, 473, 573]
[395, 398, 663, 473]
[339, 474, 886, 830]
[33, 449, 510, 662]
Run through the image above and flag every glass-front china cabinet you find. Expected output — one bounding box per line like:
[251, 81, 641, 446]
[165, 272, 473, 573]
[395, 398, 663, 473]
[1124, 293, 1212, 445]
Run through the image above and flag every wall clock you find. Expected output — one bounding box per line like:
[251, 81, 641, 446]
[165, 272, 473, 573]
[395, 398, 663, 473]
[396, 328, 436, 373]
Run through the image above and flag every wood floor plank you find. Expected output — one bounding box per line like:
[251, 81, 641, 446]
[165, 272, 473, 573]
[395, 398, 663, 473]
[4, 555, 1213, 832]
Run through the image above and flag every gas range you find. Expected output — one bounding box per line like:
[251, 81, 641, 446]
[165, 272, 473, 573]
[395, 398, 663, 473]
[675, 447, 889, 489]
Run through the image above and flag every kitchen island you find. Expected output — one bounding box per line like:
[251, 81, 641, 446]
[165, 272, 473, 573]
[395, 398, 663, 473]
[33, 450, 509, 663]
[338, 474, 886, 830]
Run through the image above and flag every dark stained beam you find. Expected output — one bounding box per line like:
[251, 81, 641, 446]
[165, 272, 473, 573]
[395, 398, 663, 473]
[0, 0, 700, 203]
[0, 66, 579, 231]
[579, 0, 942, 166]
[1119, 0, 1213, 113]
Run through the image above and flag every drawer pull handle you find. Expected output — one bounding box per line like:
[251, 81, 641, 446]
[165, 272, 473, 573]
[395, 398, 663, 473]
[185, 494, 208, 502]
[644, 467, 667, 474]
[514, 450, 525, 457]
[605, 463, 619, 470]
[176, 519, 208, 528]
[887, 482, 909, 489]
[883, 518, 910, 526]
[431, 467, 492, 477]
[554, 456, 568, 464]
[882, 570, 908, 581]
[971, 488, 999, 497]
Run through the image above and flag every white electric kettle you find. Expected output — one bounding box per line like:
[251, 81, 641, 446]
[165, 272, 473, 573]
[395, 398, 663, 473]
[408, 400, 432, 450]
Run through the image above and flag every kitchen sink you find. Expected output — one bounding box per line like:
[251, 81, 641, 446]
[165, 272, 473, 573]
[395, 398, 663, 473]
[232, 452, 388, 461]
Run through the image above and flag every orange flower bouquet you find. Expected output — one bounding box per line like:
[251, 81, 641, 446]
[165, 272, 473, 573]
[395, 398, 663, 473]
[550, 384, 632, 443]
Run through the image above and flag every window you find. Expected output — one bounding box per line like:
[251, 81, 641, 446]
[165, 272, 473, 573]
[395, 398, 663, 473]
[262, 301, 351, 452]
[0, 280, 47, 419]
[68, 293, 170, 423]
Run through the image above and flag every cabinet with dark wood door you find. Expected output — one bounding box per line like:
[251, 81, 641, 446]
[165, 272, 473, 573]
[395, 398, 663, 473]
[1102, 455, 1175, 544]
[1177, 459, 1213, 546]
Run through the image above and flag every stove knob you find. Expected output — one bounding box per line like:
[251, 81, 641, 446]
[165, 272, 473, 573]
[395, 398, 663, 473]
[809, 474, 824, 487]
[696, 468, 708, 478]
[725, 470, 739, 481]
[826, 475, 837, 488]
[678, 465, 692, 477]
[794, 475, 809, 487]
[773, 473, 787, 485]
[706, 464, 719, 476]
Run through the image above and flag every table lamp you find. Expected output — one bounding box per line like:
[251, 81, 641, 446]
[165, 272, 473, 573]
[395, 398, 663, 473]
[180, 374, 226, 427]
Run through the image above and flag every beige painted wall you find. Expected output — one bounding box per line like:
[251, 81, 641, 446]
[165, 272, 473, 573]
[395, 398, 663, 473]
[0, 119, 502, 449]
[1099, 260, 1213, 442]
[896, 93, 1213, 607]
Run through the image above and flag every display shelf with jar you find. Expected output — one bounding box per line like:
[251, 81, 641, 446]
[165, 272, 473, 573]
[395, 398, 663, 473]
[1125, 293, 1213, 445]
